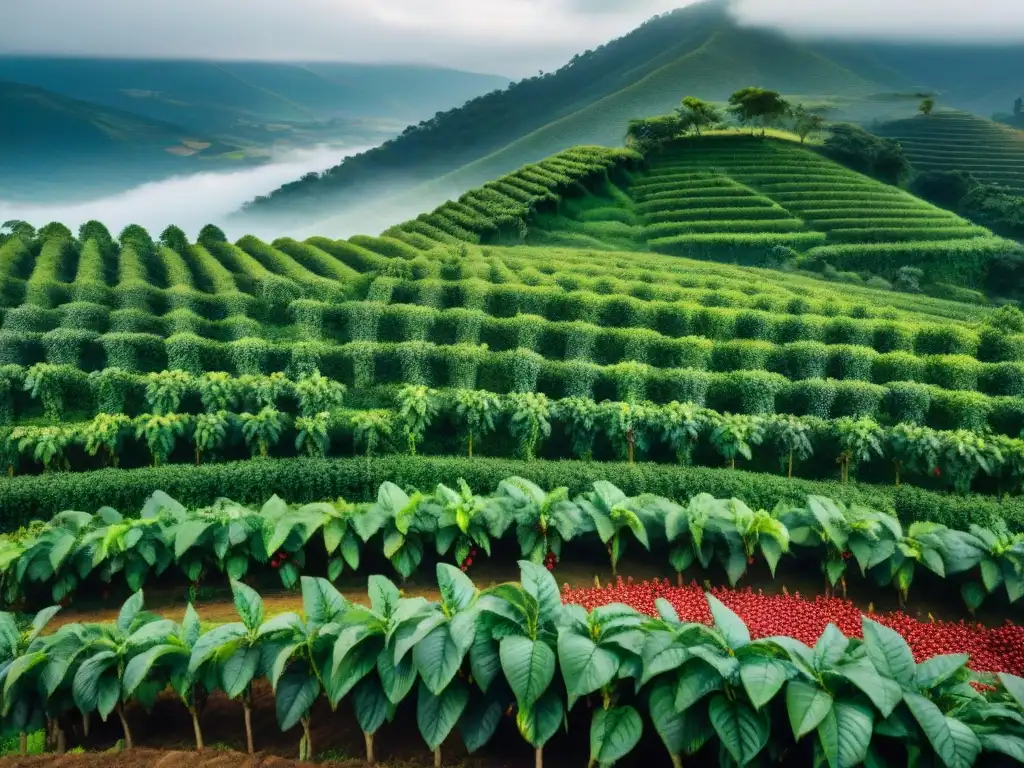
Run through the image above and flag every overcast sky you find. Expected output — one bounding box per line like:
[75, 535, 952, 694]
[2, 0, 1023, 76]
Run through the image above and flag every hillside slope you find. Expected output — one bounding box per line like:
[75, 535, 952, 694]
[875, 111, 1024, 194]
[0, 57, 509, 140]
[240, 1, 1024, 232]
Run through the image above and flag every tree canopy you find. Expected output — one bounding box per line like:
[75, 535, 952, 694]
[728, 88, 790, 135]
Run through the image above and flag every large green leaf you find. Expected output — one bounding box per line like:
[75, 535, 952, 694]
[557, 631, 619, 708]
[117, 589, 144, 634]
[649, 678, 686, 758]
[590, 705, 642, 767]
[862, 618, 915, 687]
[499, 636, 555, 710]
[979, 733, 1024, 762]
[708, 694, 769, 767]
[519, 560, 562, 626]
[998, 673, 1024, 709]
[353, 676, 389, 735]
[123, 644, 185, 698]
[378, 647, 417, 705]
[674, 659, 724, 712]
[276, 670, 321, 731]
[173, 520, 211, 559]
[903, 691, 980, 768]
[221, 645, 261, 699]
[817, 701, 873, 768]
[836, 663, 902, 719]
[188, 623, 246, 673]
[414, 624, 467, 695]
[915, 654, 969, 690]
[739, 657, 787, 710]
[96, 673, 120, 721]
[437, 564, 477, 614]
[786, 680, 833, 740]
[301, 577, 346, 629]
[72, 651, 117, 714]
[417, 678, 469, 751]
[460, 687, 506, 754]
[516, 687, 564, 748]
[231, 580, 264, 632]
[706, 594, 749, 650]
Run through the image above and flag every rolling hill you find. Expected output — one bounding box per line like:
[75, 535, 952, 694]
[875, 110, 1024, 194]
[239, 0, 1024, 234]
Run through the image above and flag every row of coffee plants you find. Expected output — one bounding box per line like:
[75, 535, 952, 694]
[4, 382, 1019, 497]
[3, 568, 1024, 765]
[2, 480, 1021, 613]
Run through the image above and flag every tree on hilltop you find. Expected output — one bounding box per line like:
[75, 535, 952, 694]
[37, 222, 73, 241]
[159, 225, 190, 254]
[78, 220, 113, 247]
[791, 104, 828, 143]
[676, 96, 722, 136]
[198, 224, 228, 248]
[728, 87, 790, 136]
[1, 220, 35, 242]
[919, 97, 935, 116]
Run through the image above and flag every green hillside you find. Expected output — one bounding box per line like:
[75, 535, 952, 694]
[875, 110, 1024, 194]
[240, 0, 1024, 232]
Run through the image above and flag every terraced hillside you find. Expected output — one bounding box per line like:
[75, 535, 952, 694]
[875, 110, 1024, 194]
[4, 140, 1024, 509]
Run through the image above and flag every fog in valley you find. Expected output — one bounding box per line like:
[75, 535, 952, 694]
[0, 144, 375, 241]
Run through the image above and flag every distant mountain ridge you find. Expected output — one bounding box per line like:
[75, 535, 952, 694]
[237, 0, 1024, 234]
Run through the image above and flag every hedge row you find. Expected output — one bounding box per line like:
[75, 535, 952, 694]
[1, 454, 1020, 533]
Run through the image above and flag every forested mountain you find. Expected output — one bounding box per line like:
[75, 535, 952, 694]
[238, 0, 1024, 234]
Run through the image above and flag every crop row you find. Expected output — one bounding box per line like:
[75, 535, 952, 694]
[5, 568, 1024, 765]
[2, 476, 1023, 618]
[7, 383, 1024, 500]
[9, 336, 1024, 435]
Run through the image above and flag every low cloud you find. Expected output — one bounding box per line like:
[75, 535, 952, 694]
[0, 145, 371, 241]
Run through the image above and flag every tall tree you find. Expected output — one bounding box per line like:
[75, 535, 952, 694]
[1, 220, 35, 241]
[728, 87, 790, 136]
[197, 224, 227, 248]
[676, 96, 722, 136]
[919, 97, 935, 116]
[159, 225, 190, 254]
[78, 221, 113, 247]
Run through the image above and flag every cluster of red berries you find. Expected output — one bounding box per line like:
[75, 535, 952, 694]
[561, 576, 1024, 676]
[544, 550, 558, 571]
[270, 551, 288, 570]
[459, 548, 479, 572]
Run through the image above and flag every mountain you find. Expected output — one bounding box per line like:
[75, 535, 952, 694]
[0, 57, 510, 145]
[239, 0, 1024, 235]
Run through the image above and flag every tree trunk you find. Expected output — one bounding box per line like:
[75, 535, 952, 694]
[788, 450, 793, 478]
[467, 434, 473, 458]
[729, 458, 735, 470]
[895, 462, 901, 487]
[243, 697, 254, 755]
[670, 756, 683, 768]
[116, 702, 133, 749]
[56, 726, 66, 754]
[18, 732, 26, 755]
[301, 716, 312, 761]
[627, 430, 634, 464]
[364, 731, 375, 763]
[434, 747, 442, 768]
[190, 707, 204, 751]
[82, 712, 90, 739]
[195, 447, 201, 466]
[536, 746, 544, 768]
[677, 571, 682, 587]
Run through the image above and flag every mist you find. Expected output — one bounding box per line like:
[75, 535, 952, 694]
[0, 145, 374, 241]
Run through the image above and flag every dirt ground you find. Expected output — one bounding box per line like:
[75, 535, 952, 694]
[47, 552, 1020, 631]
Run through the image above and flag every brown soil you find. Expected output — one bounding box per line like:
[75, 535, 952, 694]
[49, 553, 1020, 631]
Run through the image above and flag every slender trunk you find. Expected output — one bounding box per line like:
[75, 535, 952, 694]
[676, 571, 682, 587]
[116, 702, 133, 749]
[841, 576, 848, 600]
[536, 746, 544, 768]
[195, 447, 201, 466]
[788, 450, 793, 478]
[82, 712, 90, 739]
[18, 732, 26, 755]
[627, 430, 634, 464]
[434, 747, 442, 768]
[243, 696, 254, 755]
[467, 433, 473, 458]
[7, 463, 13, 477]
[670, 756, 683, 768]
[190, 707, 204, 751]
[895, 461, 901, 487]
[301, 716, 312, 760]
[364, 731, 375, 763]
[56, 726, 66, 754]
[729, 458, 735, 470]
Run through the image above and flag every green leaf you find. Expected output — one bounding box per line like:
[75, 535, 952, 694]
[499, 636, 555, 710]
[979, 733, 1024, 762]
[590, 705, 642, 767]
[123, 645, 185, 698]
[862, 618, 915, 686]
[460, 689, 505, 754]
[519, 560, 562, 626]
[674, 659, 723, 712]
[739, 657, 787, 710]
[368, 575, 401, 618]
[903, 691, 980, 768]
[117, 589, 144, 634]
[377, 646, 416, 705]
[340, 534, 360, 571]
[557, 631, 618, 709]
[221, 645, 261, 699]
[414, 624, 468, 695]
[353, 676, 389, 735]
[786, 680, 833, 740]
[516, 687, 564, 748]
[836, 663, 902, 719]
[275, 670, 321, 731]
[706, 593, 749, 650]
[96, 674, 120, 721]
[188, 623, 247, 674]
[708, 693, 769, 766]
[999, 673, 1024, 709]
[469, 628, 502, 694]
[417, 678, 469, 751]
[817, 701, 874, 768]
[72, 651, 117, 714]
[301, 576, 346, 628]
[649, 678, 686, 758]
[915, 654, 969, 689]
[437, 563, 476, 614]
[231, 580, 264, 631]
[174, 520, 210, 559]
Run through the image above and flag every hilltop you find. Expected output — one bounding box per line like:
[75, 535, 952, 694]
[238, 0, 1024, 233]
